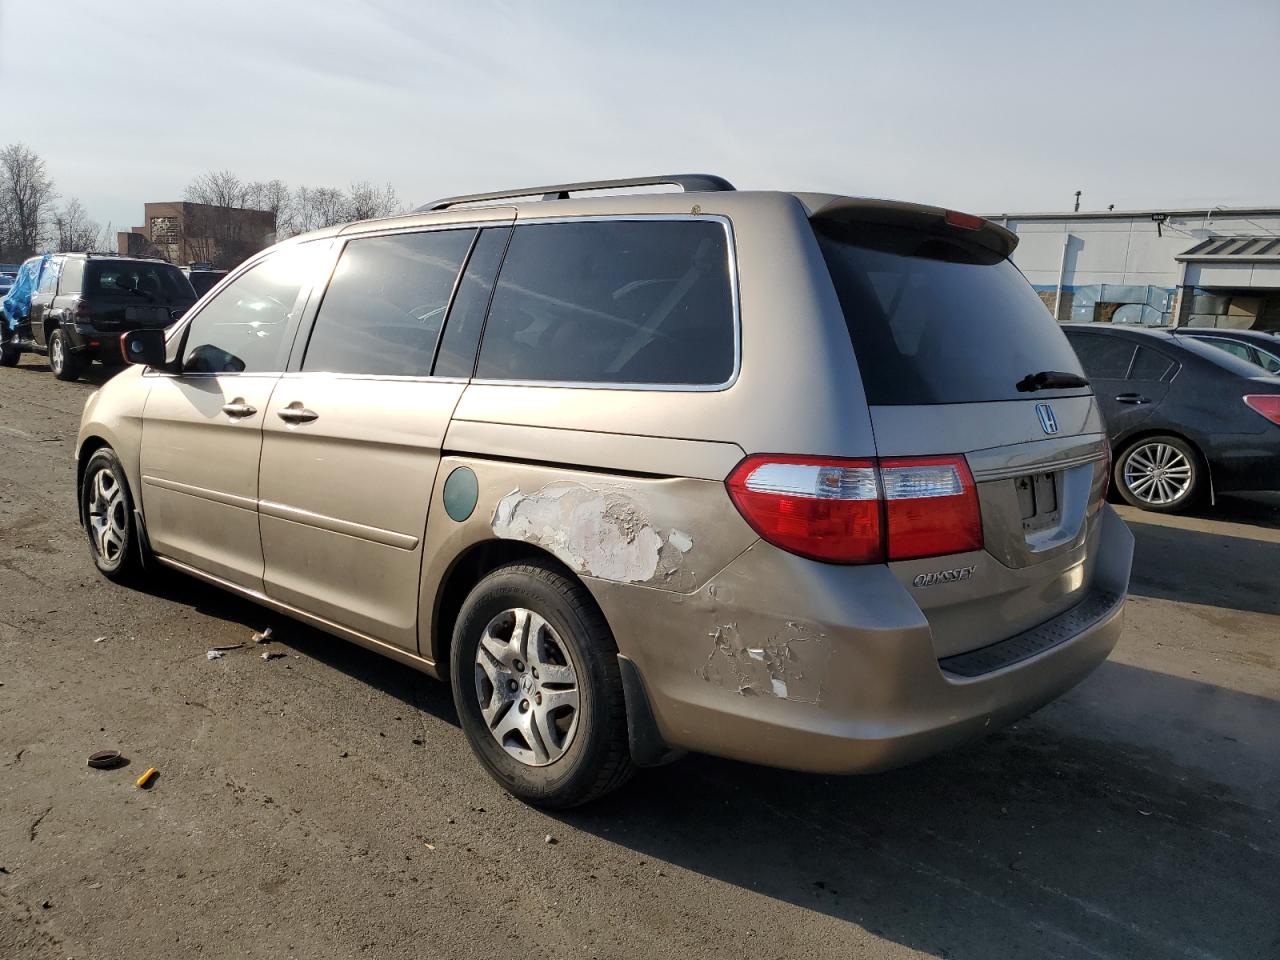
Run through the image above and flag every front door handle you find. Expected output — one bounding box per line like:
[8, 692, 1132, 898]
[1114, 393, 1150, 405]
[221, 400, 258, 419]
[277, 403, 319, 424]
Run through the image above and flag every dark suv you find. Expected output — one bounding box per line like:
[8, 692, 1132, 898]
[0, 254, 197, 381]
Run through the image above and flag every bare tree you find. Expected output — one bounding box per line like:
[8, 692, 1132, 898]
[52, 198, 101, 253]
[294, 186, 349, 233]
[244, 179, 293, 239]
[184, 169, 250, 208]
[0, 142, 56, 259]
[347, 181, 401, 221]
[95, 221, 116, 254]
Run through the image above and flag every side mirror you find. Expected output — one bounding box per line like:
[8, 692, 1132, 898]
[119, 329, 168, 368]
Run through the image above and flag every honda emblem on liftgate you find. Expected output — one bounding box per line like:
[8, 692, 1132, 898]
[1036, 402, 1059, 435]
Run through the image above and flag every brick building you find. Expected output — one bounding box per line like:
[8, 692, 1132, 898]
[117, 202, 276, 270]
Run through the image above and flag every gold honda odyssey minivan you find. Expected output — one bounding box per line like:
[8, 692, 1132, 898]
[77, 175, 1133, 807]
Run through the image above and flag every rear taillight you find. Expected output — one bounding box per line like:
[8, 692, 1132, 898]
[726, 455, 881, 563]
[726, 454, 983, 564]
[73, 299, 91, 320]
[880, 456, 982, 560]
[1243, 394, 1280, 425]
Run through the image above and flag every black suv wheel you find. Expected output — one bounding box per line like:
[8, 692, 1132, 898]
[0, 326, 18, 367]
[49, 327, 87, 381]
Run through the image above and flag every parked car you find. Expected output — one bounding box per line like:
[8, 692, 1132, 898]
[0, 271, 15, 295]
[1174, 327, 1280, 375]
[1, 254, 197, 380]
[76, 174, 1133, 807]
[1063, 324, 1280, 512]
[183, 263, 230, 297]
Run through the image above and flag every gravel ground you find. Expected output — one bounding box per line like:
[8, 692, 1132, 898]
[1, 355, 1278, 960]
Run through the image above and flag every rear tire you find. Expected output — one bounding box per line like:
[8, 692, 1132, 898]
[80, 447, 145, 584]
[450, 561, 634, 808]
[1114, 435, 1204, 513]
[49, 328, 85, 381]
[0, 335, 18, 367]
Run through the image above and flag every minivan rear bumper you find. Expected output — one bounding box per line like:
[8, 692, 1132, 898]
[588, 503, 1133, 774]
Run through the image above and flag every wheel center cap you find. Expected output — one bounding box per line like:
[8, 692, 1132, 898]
[520, 674, 535, 695]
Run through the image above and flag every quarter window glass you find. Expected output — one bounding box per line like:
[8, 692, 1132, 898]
[474, 220, 735, 385]
[36, 260, 60, 294]
[433, 227, 510, 378]
[58, 259, 84, 293]
[181, 242, 324, 374]
[1067, 334, 1135, 379]
[1129, 346, 1175, 381]
[1257, 350, 1280, 374]
[303, 229, 475, 377]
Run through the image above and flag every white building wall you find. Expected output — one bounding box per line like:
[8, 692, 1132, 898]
[989, 209, 1280, 324]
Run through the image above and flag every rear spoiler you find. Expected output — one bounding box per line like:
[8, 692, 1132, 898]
[800, 194, 1018, 259]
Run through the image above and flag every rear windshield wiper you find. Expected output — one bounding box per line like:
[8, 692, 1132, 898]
[1016, 370, 1090, 392]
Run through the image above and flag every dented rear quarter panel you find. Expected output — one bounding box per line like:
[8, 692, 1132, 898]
[418, 429, 759, 667]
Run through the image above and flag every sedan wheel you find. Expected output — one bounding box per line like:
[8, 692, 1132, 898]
[1116, 437, 1202, 513]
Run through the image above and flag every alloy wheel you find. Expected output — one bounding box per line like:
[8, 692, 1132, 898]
[473, 607, 580, 767]
[87, 467, 128, 565]
[51, 335, 64, 374]
[1123, 442, 1193, 506]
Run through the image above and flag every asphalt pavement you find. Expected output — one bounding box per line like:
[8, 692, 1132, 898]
[1, 354, 1277, 959]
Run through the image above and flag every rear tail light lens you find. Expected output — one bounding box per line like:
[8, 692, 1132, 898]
[880, 457, 982, 560]
[726, 456, 881, 563]
[1243, 394, 1280, 425]
[726, 454, 983, 564]
[73, 299, 91, 320]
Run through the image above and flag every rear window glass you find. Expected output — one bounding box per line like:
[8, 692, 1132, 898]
[815, 220, 1087, 404]
[474, 219, 735, 386]
[87, 262, 195, 300]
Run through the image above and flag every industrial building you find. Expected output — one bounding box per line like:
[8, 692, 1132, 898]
[117, 201, 275, 270]
[990, 206, 1280, 330]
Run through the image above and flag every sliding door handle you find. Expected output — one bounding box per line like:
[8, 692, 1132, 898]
[221, 400, 257, 419]
[277, 403, 319, 424]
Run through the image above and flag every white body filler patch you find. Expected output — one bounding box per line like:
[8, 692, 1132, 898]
[492, 483, 692, 585]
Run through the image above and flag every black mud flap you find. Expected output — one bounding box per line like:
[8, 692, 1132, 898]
[618, 654, 685, 768]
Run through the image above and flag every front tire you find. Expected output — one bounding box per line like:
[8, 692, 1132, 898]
[450, 561, 634, 808]
[49, 328, 86, 381]
[1114, 435, 1204, 513]
[80, 447, 145, 583]
[0, 323, 18, 367]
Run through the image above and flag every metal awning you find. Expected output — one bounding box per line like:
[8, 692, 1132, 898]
[1177, 236, 1280, 261]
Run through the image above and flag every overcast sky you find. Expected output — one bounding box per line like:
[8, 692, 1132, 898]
[3, 0, 1278, 234]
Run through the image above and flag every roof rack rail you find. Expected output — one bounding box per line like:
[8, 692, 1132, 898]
[418, 173, 735, 212]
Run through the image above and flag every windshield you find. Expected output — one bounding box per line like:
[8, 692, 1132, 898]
[815, 219, 1089, 405]
[86, 261, 195, 301]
